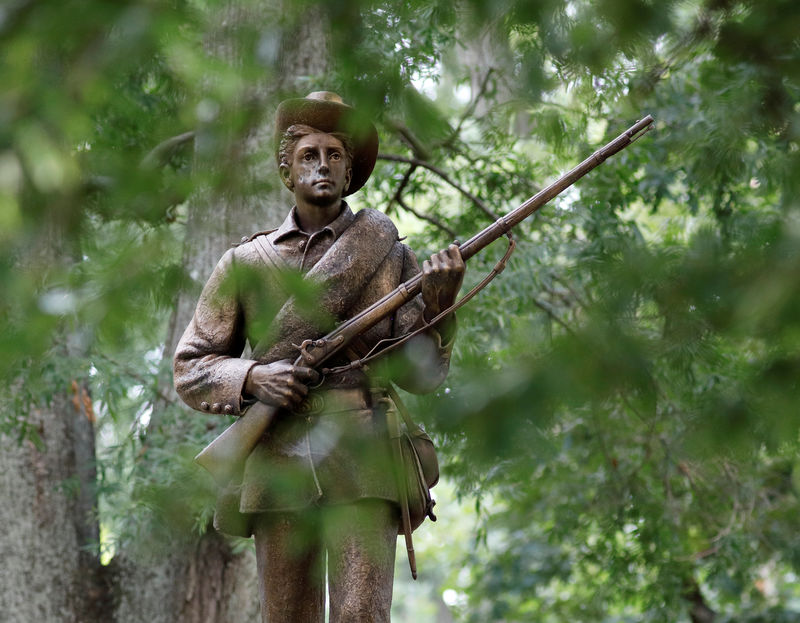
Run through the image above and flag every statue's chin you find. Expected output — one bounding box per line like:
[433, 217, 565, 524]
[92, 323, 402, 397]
[305, 191, 343, 207]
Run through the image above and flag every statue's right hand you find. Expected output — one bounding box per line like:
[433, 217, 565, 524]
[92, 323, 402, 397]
[244, 360, 320, 410]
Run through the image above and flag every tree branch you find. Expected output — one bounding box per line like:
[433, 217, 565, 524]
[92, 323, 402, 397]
[395, 196, 457, 239]
[141, 130, 196, 169]
[532, 297, 575, 335]
[385, 164, 417, 216]
[377, 152, 499, 221]
[552, 273, 593, 309]
[386, 119, 432, 161]
[442, 68, 494, 149]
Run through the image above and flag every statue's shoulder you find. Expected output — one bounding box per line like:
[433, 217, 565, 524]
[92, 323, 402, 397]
[352, 207, 399, 240]
[234, 228, 278, 247]
[228, 229, 279, 266]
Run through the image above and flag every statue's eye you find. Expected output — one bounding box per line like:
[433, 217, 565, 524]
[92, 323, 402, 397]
[331, 152, 340, 160]
[303, 152, 314, 161]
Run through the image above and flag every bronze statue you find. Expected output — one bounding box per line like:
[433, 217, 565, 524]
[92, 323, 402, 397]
[174, 91, 465, 622]
[174, 87, 653, 620]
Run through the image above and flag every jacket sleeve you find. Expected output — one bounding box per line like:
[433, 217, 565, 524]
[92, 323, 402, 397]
[391, 245, 457, 394]
[173, 248, 259, 415]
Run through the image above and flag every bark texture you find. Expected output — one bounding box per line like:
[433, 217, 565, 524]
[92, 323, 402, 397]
[112, 530, 260, 623]
[0, 348, 103, 622]
[0, 218, 106, 622]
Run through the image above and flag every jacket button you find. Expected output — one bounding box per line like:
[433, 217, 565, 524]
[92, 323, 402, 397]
[224, 404, 234, 415]
[211, 403, 222, 413]
[200, 402, 210, 411]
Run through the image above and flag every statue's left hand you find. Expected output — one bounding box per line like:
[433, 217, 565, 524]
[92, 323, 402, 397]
[422, 243, 465, 321]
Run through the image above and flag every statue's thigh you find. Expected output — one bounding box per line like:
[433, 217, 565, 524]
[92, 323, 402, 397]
[324, 500, 398, 623]
[253, 512, 325, 623]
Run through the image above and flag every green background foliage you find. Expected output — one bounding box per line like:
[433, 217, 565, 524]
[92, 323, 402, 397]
[3, 0, 800, 620]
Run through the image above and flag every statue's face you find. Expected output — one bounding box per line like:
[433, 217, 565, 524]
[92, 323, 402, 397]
[281, 132, 352, 206]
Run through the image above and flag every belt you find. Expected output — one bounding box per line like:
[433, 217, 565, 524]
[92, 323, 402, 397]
[295, 388, 370, 416]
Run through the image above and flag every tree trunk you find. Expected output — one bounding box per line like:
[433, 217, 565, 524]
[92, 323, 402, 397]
[112, 5, 330, 622]
[0, 393, 105, 623]
[0, 234, 106, 622]
[455, 7, 530, 135]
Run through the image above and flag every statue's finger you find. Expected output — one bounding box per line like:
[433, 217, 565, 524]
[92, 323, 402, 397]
[447, 243, 464, 264]
[295, 366, 320, 384]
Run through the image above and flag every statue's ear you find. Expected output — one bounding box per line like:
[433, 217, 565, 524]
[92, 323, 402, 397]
[279, 163, 294, 191]
[344, 167, 352, 192]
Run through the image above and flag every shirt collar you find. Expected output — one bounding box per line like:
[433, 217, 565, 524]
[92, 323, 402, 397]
[273, 202, 355, 243]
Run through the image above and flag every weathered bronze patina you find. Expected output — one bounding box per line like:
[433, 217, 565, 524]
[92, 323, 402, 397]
[174, 88, 653, 620]
[174, 91, 465, 622]
[194, 111, 655, 493]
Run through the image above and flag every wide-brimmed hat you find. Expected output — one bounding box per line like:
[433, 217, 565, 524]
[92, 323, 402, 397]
[275, 91, 379, 196]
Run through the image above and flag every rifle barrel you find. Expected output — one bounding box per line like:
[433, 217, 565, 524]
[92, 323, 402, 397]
[458, 114, 654, 262]
[195, 114, 655, 484]
[320, 114, 655, 362]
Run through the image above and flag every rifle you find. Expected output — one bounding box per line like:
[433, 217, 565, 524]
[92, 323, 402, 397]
[195, 114, 655, 486]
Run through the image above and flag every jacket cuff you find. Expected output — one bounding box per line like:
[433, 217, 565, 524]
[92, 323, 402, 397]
[196, 358, 259, 416]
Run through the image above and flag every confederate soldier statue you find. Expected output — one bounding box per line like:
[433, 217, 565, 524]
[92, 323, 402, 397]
[173, 92, 465, 622]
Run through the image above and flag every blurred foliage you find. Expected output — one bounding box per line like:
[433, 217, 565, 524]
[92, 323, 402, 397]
[3, 0, 800, 620]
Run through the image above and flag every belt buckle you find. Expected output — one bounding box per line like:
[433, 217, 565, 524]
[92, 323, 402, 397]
[297, 394, 325, 415]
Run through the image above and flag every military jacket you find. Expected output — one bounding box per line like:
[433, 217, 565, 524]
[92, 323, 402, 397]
[174, 203, 453, 516]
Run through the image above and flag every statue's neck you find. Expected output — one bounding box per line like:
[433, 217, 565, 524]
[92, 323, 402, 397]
[294, 199, 343, 234]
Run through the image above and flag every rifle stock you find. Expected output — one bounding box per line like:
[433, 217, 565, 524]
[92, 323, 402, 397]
[195, 401, 277, 486]
[195, 114, 655, 485]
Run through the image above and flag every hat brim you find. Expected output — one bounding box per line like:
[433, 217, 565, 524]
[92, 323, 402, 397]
[275, 98, 379, 196]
